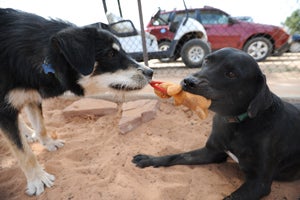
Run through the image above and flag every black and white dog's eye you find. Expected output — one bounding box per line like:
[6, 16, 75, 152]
[108, 50, 116, 58]
[225, 71, 237, 79]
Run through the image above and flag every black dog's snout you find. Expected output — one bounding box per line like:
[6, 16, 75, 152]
[183, 75, 209, 89]
[183, 76, 198, 88]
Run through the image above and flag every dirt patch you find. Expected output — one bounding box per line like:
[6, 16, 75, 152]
[0, 97, 299, 200]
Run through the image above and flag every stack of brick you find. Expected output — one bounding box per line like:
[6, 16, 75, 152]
[62, 98, 159, 134]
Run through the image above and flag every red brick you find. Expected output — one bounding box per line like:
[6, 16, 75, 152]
[119, 100, 158, 134]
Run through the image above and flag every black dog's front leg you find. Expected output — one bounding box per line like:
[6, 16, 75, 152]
[132, 146, 227, 168]
[223, 178, 272, 200]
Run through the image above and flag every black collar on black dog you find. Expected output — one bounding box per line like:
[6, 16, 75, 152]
[225, 112, 249, 123]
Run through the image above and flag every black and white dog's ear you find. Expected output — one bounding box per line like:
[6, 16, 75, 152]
[247, 74, 273, 118]
[51, 28, 96, 76]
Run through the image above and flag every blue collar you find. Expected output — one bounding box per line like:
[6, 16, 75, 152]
[42, 59, 55, 74]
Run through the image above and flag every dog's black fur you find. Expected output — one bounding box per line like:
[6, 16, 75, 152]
[0, 8, 152, 195]
[133, 48, 300, 200]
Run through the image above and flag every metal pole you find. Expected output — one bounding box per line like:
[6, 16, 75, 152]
[102, 0, 107, 13]
[137, 0, 149, 66]
[117, 0, 123, 17]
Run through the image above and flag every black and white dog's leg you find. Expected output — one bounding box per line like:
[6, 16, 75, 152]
[24, 103, 64, 151]
[132, 146, 228, 168]
[0, 109, 55, 195]
[19, 114, 37, 143]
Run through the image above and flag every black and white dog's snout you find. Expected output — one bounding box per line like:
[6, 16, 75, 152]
[138, 66, 153, 81]
[93, 64, 153, 91]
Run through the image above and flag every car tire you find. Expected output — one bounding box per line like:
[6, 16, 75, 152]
[243, 37, 272, 62]
[180, 39, 210, 68]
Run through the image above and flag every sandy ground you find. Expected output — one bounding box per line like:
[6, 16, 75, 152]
[0, 69, 300, 200]
[0, 97, 299, 200]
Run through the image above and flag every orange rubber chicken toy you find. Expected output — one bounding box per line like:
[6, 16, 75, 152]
[150, 81, 211, 119]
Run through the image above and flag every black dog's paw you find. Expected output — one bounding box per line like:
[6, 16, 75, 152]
[132, 154, 156, 168]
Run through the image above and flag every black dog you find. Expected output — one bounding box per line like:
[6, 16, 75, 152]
[133, 48, 300, 199]
[0, 8, 153, 196]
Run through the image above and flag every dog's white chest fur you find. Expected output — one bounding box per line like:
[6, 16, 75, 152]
[6, 89, 42, 109]
[225, 151, 239, 163]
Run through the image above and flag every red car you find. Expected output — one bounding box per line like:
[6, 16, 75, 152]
[146, 6, 290, 61]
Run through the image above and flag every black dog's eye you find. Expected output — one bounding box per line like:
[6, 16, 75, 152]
[225, 71, 237, 79]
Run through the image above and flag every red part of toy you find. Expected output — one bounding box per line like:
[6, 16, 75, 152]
[149, 81, 167, 94]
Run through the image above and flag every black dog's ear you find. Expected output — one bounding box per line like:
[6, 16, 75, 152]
[51, 28, 96, 75]
[247, 74, 273, 118]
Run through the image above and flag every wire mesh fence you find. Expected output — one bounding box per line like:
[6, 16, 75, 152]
[93, 1, 299, 97]
[148, 52, 300, 74]
[100, 5, 298, 67]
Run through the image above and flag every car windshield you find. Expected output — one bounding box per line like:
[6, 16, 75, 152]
[152, 13, 169, 25]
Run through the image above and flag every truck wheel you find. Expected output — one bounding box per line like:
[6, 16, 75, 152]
[181, 39, 210, 68]
[243, 37, 272, 61]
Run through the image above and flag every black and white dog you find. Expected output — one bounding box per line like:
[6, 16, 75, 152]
[0, 8, 153, 195]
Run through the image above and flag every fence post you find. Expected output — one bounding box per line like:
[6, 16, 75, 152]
[137, 0, 149, 66]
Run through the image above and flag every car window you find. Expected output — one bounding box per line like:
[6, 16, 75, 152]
[151, 10, 196, 26]
[200, 11, 229, 25]
[173, 13, 185, 23]
[173, 10, 196, 22]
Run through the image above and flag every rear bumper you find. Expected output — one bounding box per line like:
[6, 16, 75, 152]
[273, 42, 290, 56]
